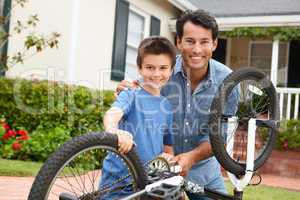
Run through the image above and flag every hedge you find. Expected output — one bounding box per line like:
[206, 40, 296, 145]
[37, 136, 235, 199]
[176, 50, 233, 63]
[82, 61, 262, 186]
[0, 77, 114, 161]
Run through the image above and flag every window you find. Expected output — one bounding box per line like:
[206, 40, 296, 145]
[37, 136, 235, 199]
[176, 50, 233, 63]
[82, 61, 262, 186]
[111, 0, 160, 81]
[249, 41, 289, 86]
[124, 7, 150, 80]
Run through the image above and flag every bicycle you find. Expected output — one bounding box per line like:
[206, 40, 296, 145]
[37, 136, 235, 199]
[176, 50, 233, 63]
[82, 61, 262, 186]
[27, 67, 279, 200]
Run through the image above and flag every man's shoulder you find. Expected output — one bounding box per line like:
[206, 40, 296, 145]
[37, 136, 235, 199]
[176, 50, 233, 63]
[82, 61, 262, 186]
[210, 59, 232, 81]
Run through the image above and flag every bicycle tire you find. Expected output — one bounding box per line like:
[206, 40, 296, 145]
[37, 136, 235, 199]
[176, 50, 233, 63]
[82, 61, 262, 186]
[28, 132, 148, 200]
[209, 67, 279, 176]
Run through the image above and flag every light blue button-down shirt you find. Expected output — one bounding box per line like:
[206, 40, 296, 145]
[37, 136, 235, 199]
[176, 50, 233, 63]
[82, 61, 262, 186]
[161, 56, 239, 188]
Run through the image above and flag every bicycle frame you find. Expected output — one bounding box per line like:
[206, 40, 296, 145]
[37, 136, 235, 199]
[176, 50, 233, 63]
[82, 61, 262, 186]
[118, 118, 262, 200]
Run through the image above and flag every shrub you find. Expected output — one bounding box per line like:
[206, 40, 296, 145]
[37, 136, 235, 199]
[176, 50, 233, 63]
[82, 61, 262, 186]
[21, 125, 72, 161]
[0, 117, 30, 159]
[277, 120, 300, 150]
[0, 78, 114, 136]
[0, 77, 115, 161]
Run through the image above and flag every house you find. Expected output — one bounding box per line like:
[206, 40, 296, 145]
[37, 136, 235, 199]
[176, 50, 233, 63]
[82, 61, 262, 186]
[3, 0, 300, 119]
[4, 0, 183, 90]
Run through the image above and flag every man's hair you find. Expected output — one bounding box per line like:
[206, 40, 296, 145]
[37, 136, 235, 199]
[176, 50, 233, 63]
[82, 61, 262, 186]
[176, 9, 218, 41]
[136, 36, 177, 69]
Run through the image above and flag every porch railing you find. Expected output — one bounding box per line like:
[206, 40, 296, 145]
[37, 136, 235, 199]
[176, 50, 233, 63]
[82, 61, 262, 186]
[276, 87, 300, 120]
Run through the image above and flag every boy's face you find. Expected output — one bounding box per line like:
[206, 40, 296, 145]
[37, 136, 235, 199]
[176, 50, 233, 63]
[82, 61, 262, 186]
[177, 21, 217, 71]
[139, 54, 173, 89]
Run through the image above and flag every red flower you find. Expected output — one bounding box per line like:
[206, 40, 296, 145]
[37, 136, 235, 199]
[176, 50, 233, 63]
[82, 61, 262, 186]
[2, 132, 10, 140]
[17, 134, 29, 141]
[7, 130, 16, 137]
[16, 130, 28, 136]
[2, 123, 10, 131]
[283, 139, 289, 150]
[12, 142, 22, 151]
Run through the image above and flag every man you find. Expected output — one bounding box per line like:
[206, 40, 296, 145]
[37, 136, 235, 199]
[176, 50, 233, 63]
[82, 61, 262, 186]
[117, 9, 238, 200]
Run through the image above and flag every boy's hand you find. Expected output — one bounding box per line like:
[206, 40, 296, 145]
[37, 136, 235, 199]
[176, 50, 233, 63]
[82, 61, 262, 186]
[108, 129, 134, 154]
[115, 79, 139, 97]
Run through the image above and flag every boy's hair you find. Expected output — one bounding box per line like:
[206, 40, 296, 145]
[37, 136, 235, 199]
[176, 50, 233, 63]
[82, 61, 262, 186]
[136, 36, 177, 69]
[176, 9, 218, 41]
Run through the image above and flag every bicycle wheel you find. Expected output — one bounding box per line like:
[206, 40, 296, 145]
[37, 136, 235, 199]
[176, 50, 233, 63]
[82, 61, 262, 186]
[28, 132, 148, 200]
[209, 67, 279, 176]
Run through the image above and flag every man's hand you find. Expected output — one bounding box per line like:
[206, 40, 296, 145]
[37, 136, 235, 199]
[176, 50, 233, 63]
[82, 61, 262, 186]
[160, 152, 175, 163]
[115, 79, 139, 97]
[172, 152, 196, 176]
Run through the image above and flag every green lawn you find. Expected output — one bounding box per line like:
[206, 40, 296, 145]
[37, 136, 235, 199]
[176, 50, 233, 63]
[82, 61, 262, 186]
[225, 182, 300, 200]
[0, 159, 43, 176]
[0, 159, 299, 199]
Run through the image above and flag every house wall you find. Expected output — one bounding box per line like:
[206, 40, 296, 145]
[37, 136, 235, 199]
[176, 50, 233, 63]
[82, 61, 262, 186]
[7, 0, 180, 90]
[229, 38, 251, 70]
[7, 0, 73, 82]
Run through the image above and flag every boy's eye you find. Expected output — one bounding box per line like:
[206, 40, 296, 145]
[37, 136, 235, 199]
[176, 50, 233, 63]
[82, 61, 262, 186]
[146, 66, 153, 70]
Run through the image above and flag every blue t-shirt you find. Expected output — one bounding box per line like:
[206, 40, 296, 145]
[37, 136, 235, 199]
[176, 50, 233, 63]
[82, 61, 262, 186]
[100, 88, 173, 198]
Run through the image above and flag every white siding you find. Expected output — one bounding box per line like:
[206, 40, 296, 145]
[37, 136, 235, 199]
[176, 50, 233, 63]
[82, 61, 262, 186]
[7, 0, 179, 90]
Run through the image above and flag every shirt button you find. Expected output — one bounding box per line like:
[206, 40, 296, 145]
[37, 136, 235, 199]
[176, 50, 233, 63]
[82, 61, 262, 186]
[185, 122, 189, 125]
[184, 139, 188, 143]
[187, 104, 191, 108]
[187, 83, 190, 87]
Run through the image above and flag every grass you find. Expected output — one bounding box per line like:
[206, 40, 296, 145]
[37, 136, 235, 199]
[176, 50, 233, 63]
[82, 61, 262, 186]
[0, 159, 299, 199]
[225, 182, 300, 200]
[0, 158, 43, 176]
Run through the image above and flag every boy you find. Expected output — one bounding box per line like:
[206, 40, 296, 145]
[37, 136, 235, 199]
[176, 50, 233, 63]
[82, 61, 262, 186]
[100, 36, 177, 199]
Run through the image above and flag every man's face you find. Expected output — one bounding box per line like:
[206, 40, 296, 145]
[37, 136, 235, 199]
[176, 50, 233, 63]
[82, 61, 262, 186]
[177, 21, 217, 71]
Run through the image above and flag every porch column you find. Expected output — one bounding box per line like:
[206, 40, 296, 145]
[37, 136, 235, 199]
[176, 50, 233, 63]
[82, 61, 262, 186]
[270, 39, 279, 86]
[68, 0, 80, 83]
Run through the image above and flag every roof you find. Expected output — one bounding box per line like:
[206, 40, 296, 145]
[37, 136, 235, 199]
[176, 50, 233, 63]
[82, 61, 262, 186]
[186, 0, 300, 17]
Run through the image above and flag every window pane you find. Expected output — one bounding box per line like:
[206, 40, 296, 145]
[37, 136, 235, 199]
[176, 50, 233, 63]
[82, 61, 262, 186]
[250, 43, 272, 75]
[125, 46, 138, 79]
[277, 43, 288, 86]
[250, 42, 288, 86]
[127, 11, 145, 47]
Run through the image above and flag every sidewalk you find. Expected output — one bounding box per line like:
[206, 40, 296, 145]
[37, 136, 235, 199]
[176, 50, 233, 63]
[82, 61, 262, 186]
[0, 174, 299, 200]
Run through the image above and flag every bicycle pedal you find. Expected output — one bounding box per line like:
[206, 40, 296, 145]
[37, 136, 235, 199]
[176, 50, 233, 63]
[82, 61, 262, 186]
[147, 183, 183, 200]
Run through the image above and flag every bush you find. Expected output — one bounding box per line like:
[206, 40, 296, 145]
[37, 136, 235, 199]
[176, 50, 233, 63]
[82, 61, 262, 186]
[0, 78, 114, 135]
[0, 77, 115, 161]
[0, 116, 30, 160]
[277, 120, 300, 150]
[21, 125, 72, 161]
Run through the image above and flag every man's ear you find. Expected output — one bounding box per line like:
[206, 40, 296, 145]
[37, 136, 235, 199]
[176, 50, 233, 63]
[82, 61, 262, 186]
[176, 36, 182, 50]
[212, 38, 218, 52]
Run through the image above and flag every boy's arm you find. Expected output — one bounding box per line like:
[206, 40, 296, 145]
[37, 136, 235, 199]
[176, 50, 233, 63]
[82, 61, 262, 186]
[103, 107, 124, 132]
[103, 107, 133, 154]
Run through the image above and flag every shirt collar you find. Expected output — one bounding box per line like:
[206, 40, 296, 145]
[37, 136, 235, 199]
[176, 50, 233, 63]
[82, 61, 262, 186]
[173, 55, 217, 84]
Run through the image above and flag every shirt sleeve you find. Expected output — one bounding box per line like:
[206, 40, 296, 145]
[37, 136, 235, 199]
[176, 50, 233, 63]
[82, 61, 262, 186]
[163, 103, 173, 146]
[111, 90, 135, 117]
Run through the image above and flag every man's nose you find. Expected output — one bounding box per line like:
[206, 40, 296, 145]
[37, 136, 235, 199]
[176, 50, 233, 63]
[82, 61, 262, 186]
[192, 43, 202, 54]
